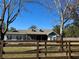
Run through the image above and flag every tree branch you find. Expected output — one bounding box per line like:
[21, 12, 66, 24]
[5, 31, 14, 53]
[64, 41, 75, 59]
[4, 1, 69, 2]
[4, 0, 21, 34]
[64, 19, 69, 24]
[4, 22, 8, 35]
[8, 9, 20, 25]
[6, 0, 11, 9]
[1, 0, 6, 20]
[63, 0, 71, 14]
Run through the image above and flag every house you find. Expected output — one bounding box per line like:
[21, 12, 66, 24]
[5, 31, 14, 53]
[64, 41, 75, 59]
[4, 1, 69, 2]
[4, 29, 59, 41]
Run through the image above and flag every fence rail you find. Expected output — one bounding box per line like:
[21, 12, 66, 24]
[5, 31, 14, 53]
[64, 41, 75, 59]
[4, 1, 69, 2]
[0, 40, 79, 59]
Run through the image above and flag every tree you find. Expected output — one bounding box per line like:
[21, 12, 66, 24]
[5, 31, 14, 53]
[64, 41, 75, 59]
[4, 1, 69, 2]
[0, 0, 21, 40]
[53, 0, 72, 50]
[53, 25, 60, 35]
[29, 25, 37, 30]
[64, 25, 79, 37]
[51, 0, 79, 50]
[9, 27, 17, 32]
[64, 0, 79, 37]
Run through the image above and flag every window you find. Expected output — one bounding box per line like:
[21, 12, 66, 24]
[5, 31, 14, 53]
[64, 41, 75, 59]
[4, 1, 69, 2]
[16, 35, 22, 40]
[7, 35, 12, 40]
[23, 35, 26, 40]
[16, 36, 19, 40]
[10, 35, 12, 39]
[19, 36, 22, 39]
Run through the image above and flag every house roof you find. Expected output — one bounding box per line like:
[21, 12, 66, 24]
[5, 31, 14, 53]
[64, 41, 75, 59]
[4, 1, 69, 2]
[6, 30, 27, 35]
[26, 29, 53, 35]
[6, 29, 58, 35]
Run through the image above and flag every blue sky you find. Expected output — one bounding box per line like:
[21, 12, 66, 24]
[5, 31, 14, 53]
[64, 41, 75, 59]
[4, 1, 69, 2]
[9, 1, 60, 30]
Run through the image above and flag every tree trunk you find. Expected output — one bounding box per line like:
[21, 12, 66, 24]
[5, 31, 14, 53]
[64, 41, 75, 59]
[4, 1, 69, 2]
[0, 32, 4, 59]
[60, 13, 64, 51]
[1, 32, 4, 40]
[60, 33, 64, 51]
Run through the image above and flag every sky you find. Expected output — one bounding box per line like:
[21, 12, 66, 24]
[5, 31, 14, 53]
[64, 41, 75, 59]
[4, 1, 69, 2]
[0, 0, 76, 30]
[9, 1, 61, 30]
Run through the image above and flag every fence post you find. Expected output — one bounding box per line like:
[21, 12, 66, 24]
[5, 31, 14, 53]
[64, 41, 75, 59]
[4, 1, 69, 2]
[66, 41, 68, 58]
[37, 40, 39, 59]
[0, 40, 3, 59]
[68, 41, 71, 59]
[45, 40, 47, 57]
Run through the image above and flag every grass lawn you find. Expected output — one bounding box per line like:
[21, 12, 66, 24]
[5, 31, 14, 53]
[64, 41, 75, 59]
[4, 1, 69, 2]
[3, 46, 58, 58]
[3, 47, 37, 52]
[3, 54, 36, 58]
[3, 47, 37, 58]
[3, 46, 66, 58]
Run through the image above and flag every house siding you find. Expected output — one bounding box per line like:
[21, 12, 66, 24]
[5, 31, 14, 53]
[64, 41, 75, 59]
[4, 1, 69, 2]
[4, 34, 27, 41]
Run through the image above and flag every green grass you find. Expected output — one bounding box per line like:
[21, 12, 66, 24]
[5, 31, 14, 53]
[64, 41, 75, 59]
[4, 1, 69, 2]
[3, 47, 37, 52]
[3, 54, 36, 58]
[3, 46, 60, 58]
[3, 47, 37, 58]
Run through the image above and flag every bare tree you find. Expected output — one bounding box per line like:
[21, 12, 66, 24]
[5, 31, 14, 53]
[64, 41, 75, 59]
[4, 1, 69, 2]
[53, 0, 79, 50]
[0, 0, 21, 40]
[53, 0, 71, 50]
[44, 0, 79, 50]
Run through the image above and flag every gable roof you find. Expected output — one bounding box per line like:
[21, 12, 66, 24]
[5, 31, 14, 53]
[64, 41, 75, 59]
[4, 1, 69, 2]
[6, 29, 58, 35]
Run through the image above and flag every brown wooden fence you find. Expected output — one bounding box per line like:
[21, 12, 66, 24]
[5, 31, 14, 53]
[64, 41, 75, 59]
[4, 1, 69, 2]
[0, 40, 79, 59]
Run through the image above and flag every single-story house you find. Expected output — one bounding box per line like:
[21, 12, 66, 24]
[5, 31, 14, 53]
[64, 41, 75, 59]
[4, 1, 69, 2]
[4, 29, 59, 41]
